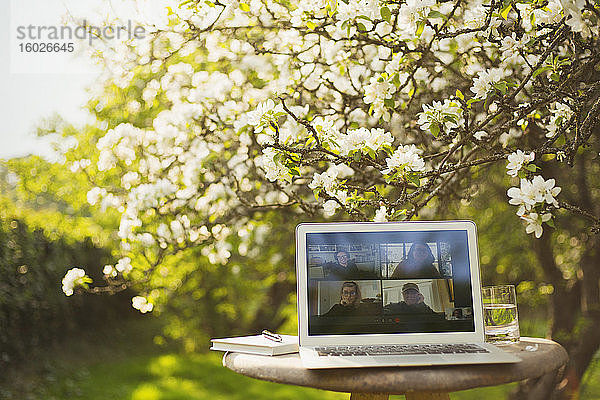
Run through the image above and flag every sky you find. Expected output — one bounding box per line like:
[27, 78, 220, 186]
[0, 0, 99, 160]
[0, 0, 170, 160]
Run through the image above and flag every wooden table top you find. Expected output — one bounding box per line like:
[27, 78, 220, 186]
[222, 337, 568, 395]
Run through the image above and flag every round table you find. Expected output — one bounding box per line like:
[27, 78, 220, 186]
[222, 337, 568, 400]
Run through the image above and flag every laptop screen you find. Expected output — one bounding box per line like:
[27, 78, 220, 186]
[305, 229, 475, 336]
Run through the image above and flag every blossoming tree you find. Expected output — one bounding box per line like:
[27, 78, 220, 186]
[56, 0, 600, 397]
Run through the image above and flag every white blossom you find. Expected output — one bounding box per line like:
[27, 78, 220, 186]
[499, 33, 530, 64]
[62, 268, 89, 296]
[309, 169, 339, 195]
[506, 150, 535, 177]
[560, 0, 591, 37]
[115, 257, 133, 274]
[533, 0, 563, 25]
[245, 99, 284, 133]
[398, 0, 436, 35]
[103, 265, 118, 278]
[335, 127, 392, 156]
[374, 205, 388, 222]
[474, 131, 488, 140]
[336, 0, 381, 22]
[87, 187, 107, 206]
[323, 199, 340, 216]
[383, 144, 426, 175]
[546, 103, 573, 138]
[520, 212, 552, 238]
[256, 148, 290, 182]
[363, 128, 394, 152]
[507, 176, 561, 215]
[417, 99, 462, 135]
[470, 68, 507, 99]
[132, 296, 154, 313]
[363, 76, 396, 121]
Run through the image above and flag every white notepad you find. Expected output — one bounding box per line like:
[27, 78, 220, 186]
[210, 334, 299, 356]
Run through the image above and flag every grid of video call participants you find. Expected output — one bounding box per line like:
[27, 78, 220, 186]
[306, 234, 475, 335]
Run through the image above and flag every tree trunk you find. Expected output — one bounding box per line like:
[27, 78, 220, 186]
[563, 237, 600, 396]
[510, 233, 580, 400]
[512, 231, 600, 400]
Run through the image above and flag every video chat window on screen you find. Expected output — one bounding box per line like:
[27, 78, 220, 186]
[305, 230, 475, 335]
[307, 242, 454, 279]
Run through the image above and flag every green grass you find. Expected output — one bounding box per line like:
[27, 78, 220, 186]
[581, 356, 600, 400]
[4, 317, 599, 400]
[32, 351, 348, 400]
[25, 349, 518, 400]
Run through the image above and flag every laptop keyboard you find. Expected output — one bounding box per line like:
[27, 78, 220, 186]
[315, 343, 489, 356]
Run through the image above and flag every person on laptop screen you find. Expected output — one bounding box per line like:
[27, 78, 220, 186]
[325, 250, 359, 280]
[322, 282, 363, 317]
[384, 283, 435, 314]
[390, 242, 442, 279]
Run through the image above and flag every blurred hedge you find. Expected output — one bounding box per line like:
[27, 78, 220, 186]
[0, 217, 134, 369]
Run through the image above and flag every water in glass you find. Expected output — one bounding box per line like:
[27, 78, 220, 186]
[483, 303, 519, 343]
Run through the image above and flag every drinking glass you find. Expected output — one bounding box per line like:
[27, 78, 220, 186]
[482, 285, 520, 344]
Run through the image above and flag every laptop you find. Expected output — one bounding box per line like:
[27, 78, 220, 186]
[295, 220, 521, 368]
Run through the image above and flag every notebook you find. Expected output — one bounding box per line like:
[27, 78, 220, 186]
[295, 221, 521, 368]
[211, 334, 298, 356]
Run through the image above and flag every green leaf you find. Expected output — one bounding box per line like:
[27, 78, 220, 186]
[467, 98, 482, 108]
[550, 73, 560, 82]
[415, 20, 425, 37]
[307, 21, 316, 30]
[430, 122, 440, 137]
[381, 6, 392, 23]
[525, 164, 538, 172]
[455, 89, 464, 101]
[493, 82, 508, 95]
[240, 2, 250, 11]
[357, 22, 367, 32]
[384, 98, 395, 108]
[392, 73, 401, 87]
[428, 10, 448, 20]
[484, 94, 494, 111]
[554, 134, 566, 146]
[546, 218, 556, 228]
[407, 173, 421, 187]
[500, 3, 512, 20]
[532, 66, 553, 79]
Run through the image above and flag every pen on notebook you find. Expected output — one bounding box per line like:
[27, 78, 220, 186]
[262, 330, 283, 342]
